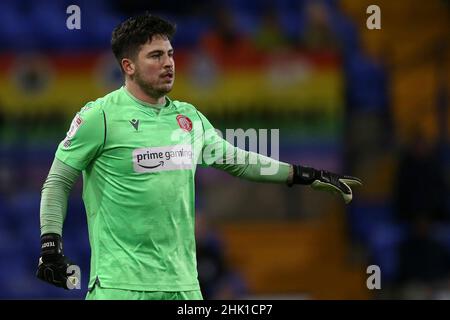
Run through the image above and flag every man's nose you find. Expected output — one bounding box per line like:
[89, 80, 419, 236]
[163, 55, 174, 69]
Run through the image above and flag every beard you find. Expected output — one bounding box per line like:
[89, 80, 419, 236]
[133, 67, 173, 99]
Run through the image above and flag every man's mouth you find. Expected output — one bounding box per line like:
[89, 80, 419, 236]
[161, 72, 174, 80]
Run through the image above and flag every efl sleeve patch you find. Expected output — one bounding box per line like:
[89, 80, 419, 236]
[66, 114, 84, 139]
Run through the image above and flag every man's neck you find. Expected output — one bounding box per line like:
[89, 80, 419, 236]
[124, 80, 166, 105]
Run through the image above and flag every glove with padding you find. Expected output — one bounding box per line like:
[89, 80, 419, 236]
[290, 165, 362, 204]
[36, 233, 79, 290]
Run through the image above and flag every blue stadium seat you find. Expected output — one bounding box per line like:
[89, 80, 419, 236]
[367, 221, 408, 283]
[345, 51, 388, 112]
[0, 2, 38, 51]
[172, 17, 211, 48]
[348, 202, 395, 244]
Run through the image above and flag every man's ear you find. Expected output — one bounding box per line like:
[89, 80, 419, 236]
[121, 58, 135, 76]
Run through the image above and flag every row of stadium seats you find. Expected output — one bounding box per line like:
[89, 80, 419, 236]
[0, 0, 347, 50]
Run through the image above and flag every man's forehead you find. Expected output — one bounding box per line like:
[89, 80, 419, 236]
[142, 36, 173, 51]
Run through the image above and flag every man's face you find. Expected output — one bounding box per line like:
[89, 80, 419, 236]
[128, 35, 175, 98]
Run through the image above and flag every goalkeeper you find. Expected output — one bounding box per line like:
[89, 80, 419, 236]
[37, 13, 362, 299]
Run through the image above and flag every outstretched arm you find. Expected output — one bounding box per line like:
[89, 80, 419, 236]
[196, 110, 362, 204]
[209, 144, 362, 204]
[209, 142, 292, 184]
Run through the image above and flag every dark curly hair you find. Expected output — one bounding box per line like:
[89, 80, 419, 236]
[111, 13, 176, 73]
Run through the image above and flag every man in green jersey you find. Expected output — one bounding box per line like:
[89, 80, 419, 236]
[36, 13, 362, 300]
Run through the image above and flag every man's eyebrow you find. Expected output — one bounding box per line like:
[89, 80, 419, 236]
[147, 50, 163, 55]
[146, 49, 174, 55]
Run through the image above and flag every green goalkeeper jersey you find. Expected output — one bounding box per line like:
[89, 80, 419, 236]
[55, 86, 289, 292]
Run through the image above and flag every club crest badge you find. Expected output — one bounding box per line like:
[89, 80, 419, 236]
[176, 114, 192, 132]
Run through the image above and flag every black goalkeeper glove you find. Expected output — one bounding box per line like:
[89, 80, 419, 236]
[290, 165, 362, 204]
[36, 233, 79, 290]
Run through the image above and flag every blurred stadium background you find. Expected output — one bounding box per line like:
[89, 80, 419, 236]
[0, 0, 449, 299]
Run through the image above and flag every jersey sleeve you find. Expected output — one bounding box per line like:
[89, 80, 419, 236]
[196, 110, 290, 183]
[195, 110, 228, 167]
[40, 158, 81, 236]
[55, 102, 105, 171]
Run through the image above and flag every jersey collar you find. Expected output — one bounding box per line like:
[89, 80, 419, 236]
[122, 86, 174, 114]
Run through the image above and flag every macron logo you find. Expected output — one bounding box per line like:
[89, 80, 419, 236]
[129, 119, 139, 131]
[133, 145, 193, 173]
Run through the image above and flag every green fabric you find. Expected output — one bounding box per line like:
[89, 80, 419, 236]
[86, 286, 203, 300]
[195, 111, 291, 182]
[45, 86, 289, 293]
[40, 158, 81, 236]
[123, 85, 167, 111]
